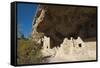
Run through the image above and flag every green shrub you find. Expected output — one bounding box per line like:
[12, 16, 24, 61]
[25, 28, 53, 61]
[17, 39, 43, 65]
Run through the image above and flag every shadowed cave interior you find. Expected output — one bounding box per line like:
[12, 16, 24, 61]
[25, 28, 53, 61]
[32, 4, 97, 48]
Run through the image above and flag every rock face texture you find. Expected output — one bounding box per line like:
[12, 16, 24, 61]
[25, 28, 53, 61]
[32, 5, 97, 48]
[31, 4, 97, 62]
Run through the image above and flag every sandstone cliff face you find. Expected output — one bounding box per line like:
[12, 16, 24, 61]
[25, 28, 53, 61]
[32, 4, 97, 48]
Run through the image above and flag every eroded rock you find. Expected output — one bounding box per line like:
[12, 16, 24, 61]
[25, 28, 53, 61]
[31, 4, 97, 62]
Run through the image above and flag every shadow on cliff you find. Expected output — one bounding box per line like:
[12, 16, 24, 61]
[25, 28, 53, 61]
[33, 5, 97, 48]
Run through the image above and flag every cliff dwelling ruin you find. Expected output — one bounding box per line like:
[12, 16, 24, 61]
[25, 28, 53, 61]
[31, 4, 97, 62]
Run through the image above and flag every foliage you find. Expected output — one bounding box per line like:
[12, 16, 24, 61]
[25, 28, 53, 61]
[17, 38, 43, 65]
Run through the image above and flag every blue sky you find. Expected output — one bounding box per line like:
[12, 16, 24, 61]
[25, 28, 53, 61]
[17, 3, 38, 38]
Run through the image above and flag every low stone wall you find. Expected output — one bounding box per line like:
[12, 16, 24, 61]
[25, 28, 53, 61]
[41, 36, 96, 62]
